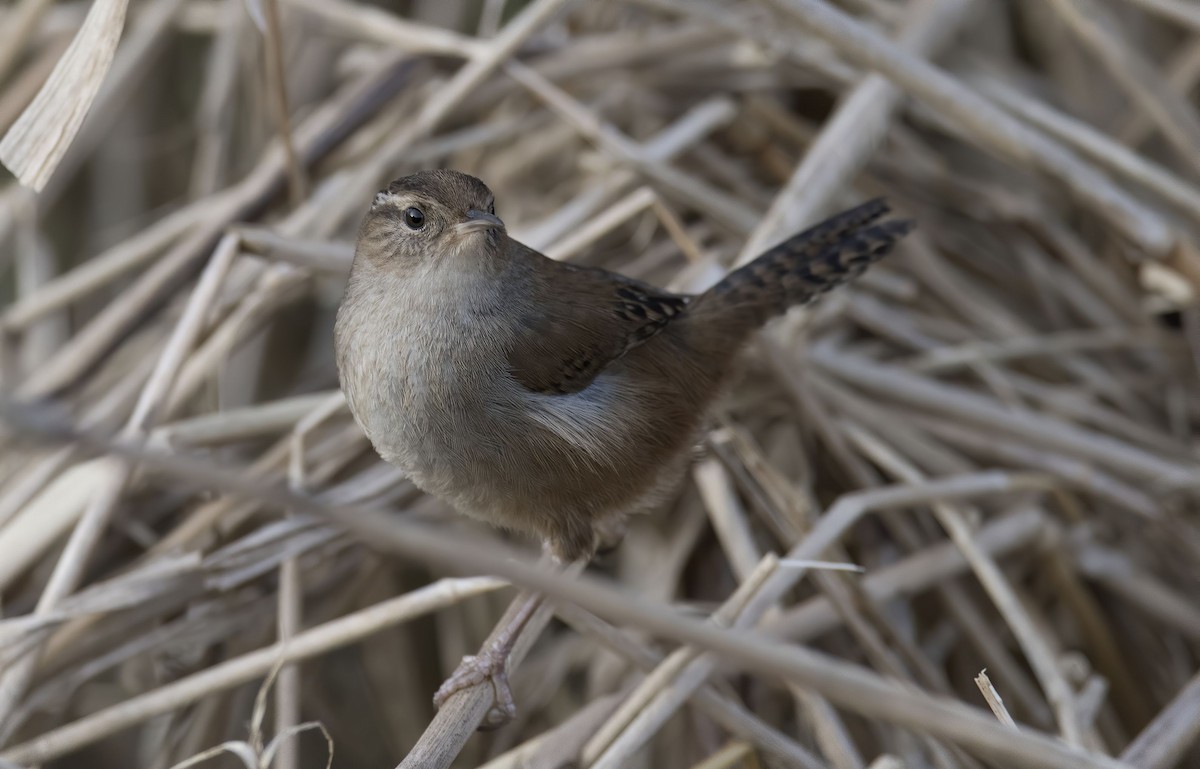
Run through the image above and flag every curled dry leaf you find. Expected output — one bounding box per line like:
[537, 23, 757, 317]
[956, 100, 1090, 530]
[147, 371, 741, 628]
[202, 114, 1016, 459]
[0, 0, 130, 191]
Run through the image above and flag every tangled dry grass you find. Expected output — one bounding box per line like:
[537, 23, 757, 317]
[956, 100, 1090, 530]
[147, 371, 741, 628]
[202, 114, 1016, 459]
[1, 0, 1200, 767]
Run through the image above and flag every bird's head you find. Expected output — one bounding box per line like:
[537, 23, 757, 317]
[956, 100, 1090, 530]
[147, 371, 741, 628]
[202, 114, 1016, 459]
[356, 169, 506, 272]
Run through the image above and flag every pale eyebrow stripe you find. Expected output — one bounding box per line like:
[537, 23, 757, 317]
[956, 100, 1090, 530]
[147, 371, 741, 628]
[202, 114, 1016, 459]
[373, 192, 432, 210]
[373, 191, 405, 207]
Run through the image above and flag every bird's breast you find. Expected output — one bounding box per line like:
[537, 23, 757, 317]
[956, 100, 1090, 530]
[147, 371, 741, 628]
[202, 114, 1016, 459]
[336, 275, 522, 492]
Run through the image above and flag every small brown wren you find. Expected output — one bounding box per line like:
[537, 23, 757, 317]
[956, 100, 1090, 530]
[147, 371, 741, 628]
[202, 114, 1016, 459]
[334, 169, 911, 721]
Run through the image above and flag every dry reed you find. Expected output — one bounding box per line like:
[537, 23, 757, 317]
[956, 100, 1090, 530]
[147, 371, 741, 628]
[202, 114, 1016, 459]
[1, 1, 1199, 768]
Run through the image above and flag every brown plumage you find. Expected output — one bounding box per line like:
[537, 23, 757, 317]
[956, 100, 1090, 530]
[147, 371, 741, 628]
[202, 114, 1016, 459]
[334, 169, 911, 720]
[335, 169, 912, 564]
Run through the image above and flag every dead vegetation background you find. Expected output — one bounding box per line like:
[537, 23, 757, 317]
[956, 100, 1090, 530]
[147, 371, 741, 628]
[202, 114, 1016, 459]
[1, 0, 1199, 768]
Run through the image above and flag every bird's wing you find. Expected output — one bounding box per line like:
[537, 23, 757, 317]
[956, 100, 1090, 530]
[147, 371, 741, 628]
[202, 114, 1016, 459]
[508, 256, 690, 395]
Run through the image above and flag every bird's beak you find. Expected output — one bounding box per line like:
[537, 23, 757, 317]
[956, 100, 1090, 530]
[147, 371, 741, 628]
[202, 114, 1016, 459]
[455, 209, 505, 236]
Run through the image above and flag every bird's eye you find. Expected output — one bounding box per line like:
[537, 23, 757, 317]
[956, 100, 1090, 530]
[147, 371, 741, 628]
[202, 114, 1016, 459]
[403, 207, 426, 230]
[487, 200, 495, 215]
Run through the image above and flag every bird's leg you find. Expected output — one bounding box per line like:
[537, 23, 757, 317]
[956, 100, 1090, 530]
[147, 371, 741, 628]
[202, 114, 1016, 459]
[433, 588, 545, 724]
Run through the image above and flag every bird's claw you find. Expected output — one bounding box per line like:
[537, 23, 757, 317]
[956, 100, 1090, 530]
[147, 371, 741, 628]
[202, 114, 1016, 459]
[433, 644, 517, 727]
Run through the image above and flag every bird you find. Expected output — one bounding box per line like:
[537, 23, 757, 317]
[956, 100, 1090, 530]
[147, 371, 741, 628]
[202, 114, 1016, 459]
[334, 169, 912, 724]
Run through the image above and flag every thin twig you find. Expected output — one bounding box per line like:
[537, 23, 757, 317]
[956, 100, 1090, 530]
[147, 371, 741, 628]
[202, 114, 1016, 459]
[974, 670, 1018, 729]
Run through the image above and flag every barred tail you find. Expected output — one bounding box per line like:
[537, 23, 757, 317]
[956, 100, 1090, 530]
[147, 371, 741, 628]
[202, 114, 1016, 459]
[690, 199, 912, 336]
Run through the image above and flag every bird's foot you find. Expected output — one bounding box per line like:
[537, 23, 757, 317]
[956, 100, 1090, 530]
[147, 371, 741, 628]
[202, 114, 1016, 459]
[433, 642, 516, 727]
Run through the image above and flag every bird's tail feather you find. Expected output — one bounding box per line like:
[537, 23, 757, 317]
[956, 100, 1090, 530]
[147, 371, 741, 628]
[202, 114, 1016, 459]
[688, 199, 913, 339]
